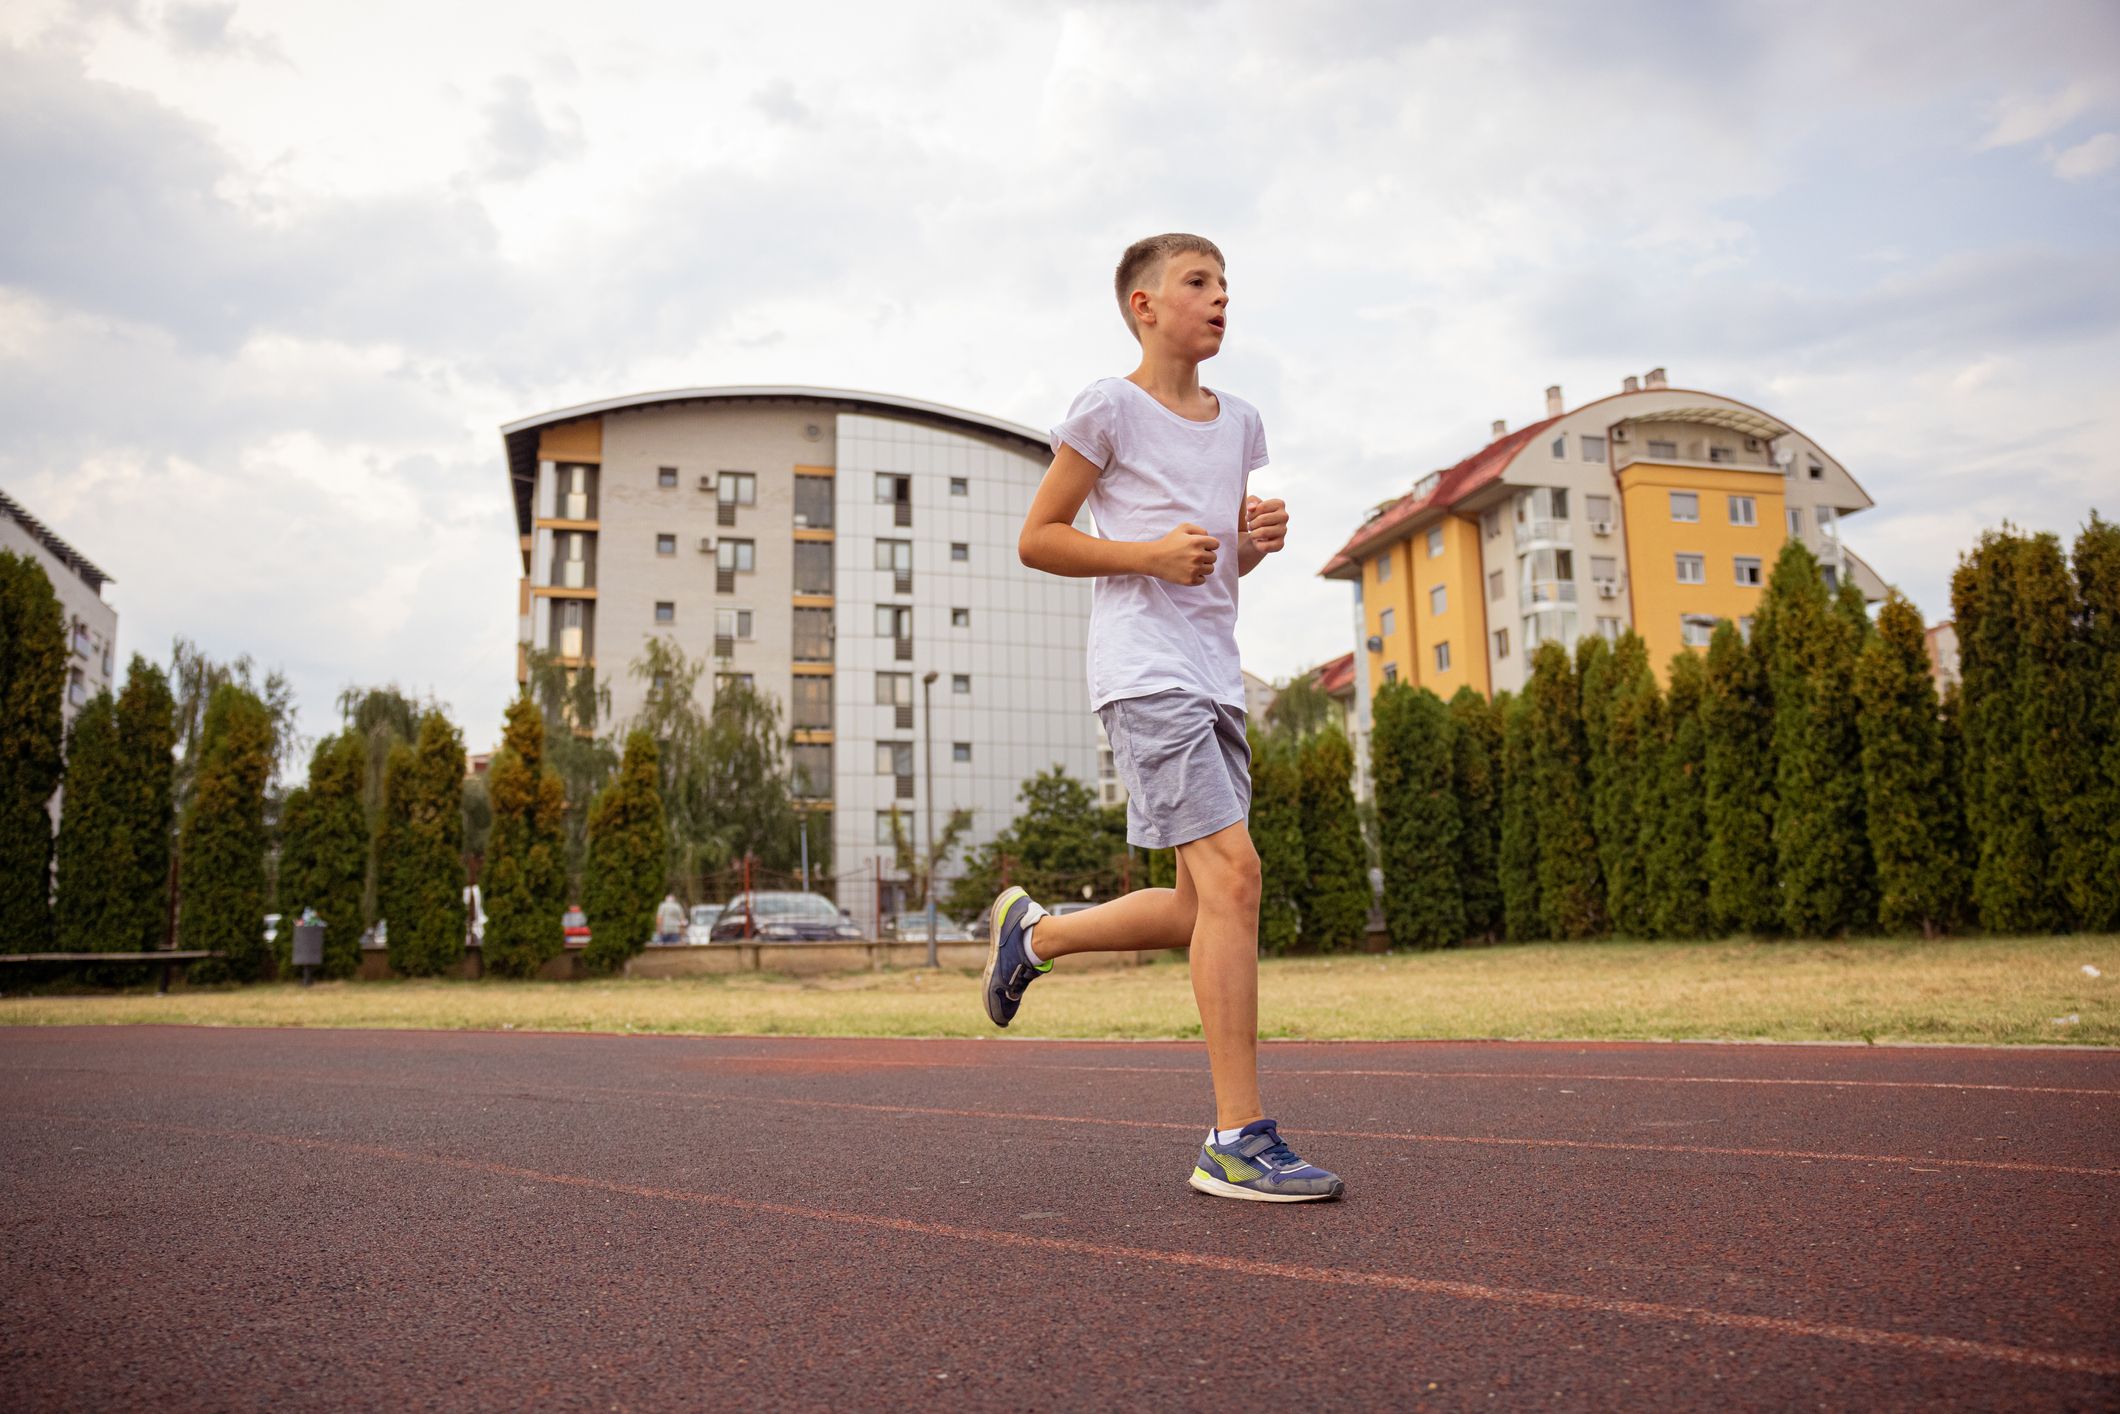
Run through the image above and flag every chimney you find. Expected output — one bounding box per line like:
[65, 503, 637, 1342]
[1545, 385, 1563, 417]
[1622, 375, 1640, 393]
[1645, 366, 1667, 389]
[1491, 419, 1508, 438]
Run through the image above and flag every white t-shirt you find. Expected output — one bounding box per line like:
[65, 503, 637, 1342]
[1050, 377, 1269, 711]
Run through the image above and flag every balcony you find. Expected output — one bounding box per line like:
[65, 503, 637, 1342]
[894, 703, 913, 730]
[1520, 580, 1579, 613]
[1513, 518, 1573, 549]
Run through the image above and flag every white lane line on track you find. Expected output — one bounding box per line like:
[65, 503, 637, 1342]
[33, 1111, 2120, 1379]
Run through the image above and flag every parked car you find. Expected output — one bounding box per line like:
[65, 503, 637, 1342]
[263, 913, 282, 946]
[686, 904, 724, 946]
[709, 891, 864, 942]
[886, 910, 972, 942]
[562, 905, 591, 946]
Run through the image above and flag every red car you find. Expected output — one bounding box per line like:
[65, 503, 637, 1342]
[562, 905, 591, 947]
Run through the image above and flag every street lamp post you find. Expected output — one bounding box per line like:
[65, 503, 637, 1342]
[921, 669, 940, 968]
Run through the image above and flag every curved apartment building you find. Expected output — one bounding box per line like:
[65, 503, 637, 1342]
[501, 386, 1098, 931]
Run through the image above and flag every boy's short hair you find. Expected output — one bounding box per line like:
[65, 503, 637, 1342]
[1114, 233, 1225, 339]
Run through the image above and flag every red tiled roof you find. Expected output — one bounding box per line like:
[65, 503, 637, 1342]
[1311, 651, 1356, 699]
[1318, 415, 1562, 579]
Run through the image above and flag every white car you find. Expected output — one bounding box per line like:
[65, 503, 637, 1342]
[686, 904, 724, 946]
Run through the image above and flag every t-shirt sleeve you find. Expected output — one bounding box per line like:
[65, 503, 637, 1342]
[1050, 383, 1116, 470]
[1245, 409, 1270, 473]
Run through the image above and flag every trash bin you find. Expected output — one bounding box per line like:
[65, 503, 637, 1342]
[293, 921, 325, 985]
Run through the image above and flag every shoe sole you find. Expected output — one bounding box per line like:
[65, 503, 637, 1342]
[1188, 1166, 1343, 1203]
[981, 886, 1027, 1029]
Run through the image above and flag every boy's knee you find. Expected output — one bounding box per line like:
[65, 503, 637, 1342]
[1189, 833, 1261, 907]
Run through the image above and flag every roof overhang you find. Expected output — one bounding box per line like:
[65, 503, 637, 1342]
[1612, 405, 1792, 441]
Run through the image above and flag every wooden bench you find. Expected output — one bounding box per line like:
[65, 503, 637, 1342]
[0, 950, 222, 994]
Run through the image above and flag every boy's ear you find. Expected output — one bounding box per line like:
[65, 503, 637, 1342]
[1129, 286, 1155, 328]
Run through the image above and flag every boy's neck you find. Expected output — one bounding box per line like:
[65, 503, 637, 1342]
[1126, 345, 1215, 418]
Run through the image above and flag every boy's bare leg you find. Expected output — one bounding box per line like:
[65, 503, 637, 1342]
[1175, 821, 1263, 1131]
[1030, 856, 1197, 958]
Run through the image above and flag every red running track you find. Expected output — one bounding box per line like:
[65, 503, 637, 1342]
[2, 1027, 2115, 1409]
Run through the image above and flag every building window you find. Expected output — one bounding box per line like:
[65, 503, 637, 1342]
[1430, 584, 1447, 616]
[792, 541, 834, 595]
[876, 671, 912, 706]
[1676, 554, 1705, 584]
[790, 743, 831, 798]
[1488, 569, 1504, 600]
[1590, 555, 1618, 582]
[1822, 565, 1840, 591]
[1375, 554, 1392, 583]
[1669, 491, 1699, 522]
[876, 741, 914, 776]
[1413, 471, 1440, 500]
[716, 672, 755, 693]
[875, 538, 912, 591]
[718, 472, 757, 506]
[875, 472, 912, 524]
[716, 608, 753, 640]
[952, 608, 970, 627]
[1425, 527, 1444, 558]
[952, 673, 970, 694]
[1379, 608, 1395, 637]
[1597, 616, 1622, 641]
[1581, 435, 1606, 461]
[1493, 628, 1509, 659]
[1787, 507, 1805, 535]
[1550, 435, 1566, 459]
[655, 601, 676, 623]
[656, 533, 676, 556]
[793, 607, 833, 662]
[1734, 556, 1763, 586]
[951, 542, 968, 562]
[949, 476, 968, 496]
[1728, 495, 1757, 526]
[876, 811, 900, 847]
[1807, 457, 1824, 480]
[717, 539, 755, 572]
[875, 605, 912, 638]
[794, 473, 834, 529]
[657, 466, 678, 488]
[1681, 614, 1718, 647]
[1482, 509, 1500, 539]
[1382, 663, 1398, 684]
[1648, 439, 1679, 458]
[1708, 445, 1734, 463]
[952, 742, 971, 763]
[1433, 641, 1452, 672]
[791, 675, 831, 729]
[1586, 494, 1612, 523]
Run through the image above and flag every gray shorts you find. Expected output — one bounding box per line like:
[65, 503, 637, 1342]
[1096, 690, 1251, 849]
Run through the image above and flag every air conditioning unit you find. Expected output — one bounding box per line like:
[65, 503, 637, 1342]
[1611, 424, 1629, 442]
[696, 474, 715, 492]
[697, 536, 716, 553]
[1590, 520, 1613, 536]
[1595, 581, 1619, 599]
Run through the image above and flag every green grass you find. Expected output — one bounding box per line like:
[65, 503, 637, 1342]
[3, 934, 2114, 1045]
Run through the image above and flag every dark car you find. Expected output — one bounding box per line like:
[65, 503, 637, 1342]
[709, 891, 864, 942]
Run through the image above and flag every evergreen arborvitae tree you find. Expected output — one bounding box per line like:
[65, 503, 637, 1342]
[2074, 514, 2120, 930]
[482, 698, 569, 978]
[1763, 541, 1872, 936]
[1296, 727, 1370, 950]
[1447, 686, 1503, 941]
[1526, 642, 1605, 938]
[1644, 652, 1710, 938]
[1703, 620, 1775, 934]
[583, 730, 670, 974]
[1855, 593, 1961, 935]
[1372, 683, 1464, 949]
[2016, 532, 2089, 930]
[113, 658, 176, 953]
[0, 551, 66, 950]
[1575, 633, 1616, 924]
[378, 713, 466, 978]
[1246, 727, 1306, 955]
[1935, 682, 1973, 928]
[1598, 633, 1660, 936]
[1952, 529, 2061, 932]
[54, 692, 128, 954]
[1497, 691, 1543, 941]
[277, 733, 369, 978]
[181, 684, 275, 983]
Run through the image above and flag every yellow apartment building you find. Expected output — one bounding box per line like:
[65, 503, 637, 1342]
[1321, 369, 1886, 726]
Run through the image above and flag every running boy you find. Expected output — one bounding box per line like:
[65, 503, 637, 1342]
[982, 233, 1344, 1203]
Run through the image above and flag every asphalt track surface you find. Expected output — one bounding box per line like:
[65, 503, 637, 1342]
[3, 1028, 2116, 1410]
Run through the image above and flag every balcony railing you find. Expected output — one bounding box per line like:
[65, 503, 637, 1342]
[892, 570, 912, 595]
[894, 636, 913, 662]
[1519, 580, 1579, 613]
[716, 567, 736, 594]
[1513, 518, 1573, 549]
[896, 773, 915, 800]
[718, 501, 738, 528]
[894, 502, 911, 528]
[894, 703, 913, 730]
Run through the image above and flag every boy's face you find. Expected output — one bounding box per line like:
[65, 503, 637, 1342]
[1137, 254, 1228, 359]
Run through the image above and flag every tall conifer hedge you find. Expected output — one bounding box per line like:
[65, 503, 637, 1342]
[483, 698, 569, 977]
[113, 658, 176, 953]
[1296, 728, 1370, 950]
[1644, 652, 1709, 938]
[1526, 642, 1604, 938]
[1703, 620, 1775, 934]
[1497, 691, 1543, 941]
[54, 692, 127, 953]
[1855, 593, 1963, 934]
[1247, 727, 1306, 955]
[1372, 683, 1464, 949]
[181, 684, 275, 983]
[1447, 686, 1503, 942]
[1599, 633, 1660, 936]
[377, 713, 466, 977]
[583, 729, 670, 973]
[277, 733, 369, 977]
[0, 551, 66, 949]
[2074, 515, 2120, 930]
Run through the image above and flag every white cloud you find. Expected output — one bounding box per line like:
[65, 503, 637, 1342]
[1976, 80, 2100, 150]
[2051, 130, 2120, 180]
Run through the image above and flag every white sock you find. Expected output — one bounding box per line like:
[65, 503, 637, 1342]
[1209, 1125, 1248, 1145]
[1020, 902, 1049, 965]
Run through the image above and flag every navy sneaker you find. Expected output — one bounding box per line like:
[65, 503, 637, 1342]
[981, 886, 1050, 1028]
[1189, 1119, 1345, 1202]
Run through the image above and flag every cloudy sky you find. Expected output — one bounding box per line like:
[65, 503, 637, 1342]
[4, 0, 2116, 757]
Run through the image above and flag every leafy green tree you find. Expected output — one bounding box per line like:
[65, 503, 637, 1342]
[1763, 541, 1871, 936]
[1448, 687, 1503, 942]
[482, 698, 569, 978]
[1855, 593, 1963, 935]
[1497, 691, 1543, 941]
[1595, 633, 1660, 936]
[520, 649, 619, 892]
[276, 733, 369, 977]
[54, 692, 127, 954]
[583, 730, 671, 973]
[1296, 727, 1371, 950]
[113, 658, 175, 953]
[1373, 683, 1464, 949]
[0, 551, 65, 950]
[1263, 675, 1336, 738]
[947, 768, 1129, 915]
[1246, 727, 1306, 954]
[1643, 652, 1710, 938]
[1703, 620, 1775, 934]
[181, 685, 275, 983]
[377, 712, 466, 977]
[169, 639, 298, 820]
[883, 802, 975, 915]
[2075, 514, 2120, 930]
[1527, 642, 1604, 939]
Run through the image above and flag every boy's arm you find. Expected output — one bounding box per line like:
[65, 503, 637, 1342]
[1019, 443, 1222, 585]
[1237, 495, 1289, 576]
